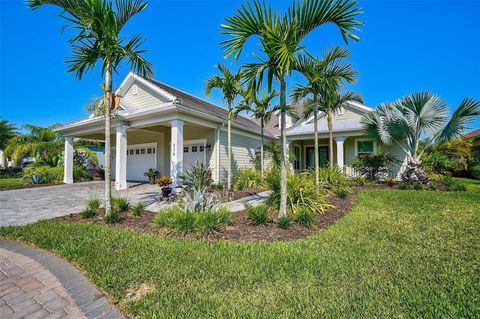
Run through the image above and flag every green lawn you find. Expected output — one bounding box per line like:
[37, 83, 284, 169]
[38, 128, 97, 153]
[0, 178, 25, 189]
[1, 181, 479, 318]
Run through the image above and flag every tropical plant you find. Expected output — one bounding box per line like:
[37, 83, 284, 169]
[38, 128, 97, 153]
[23, 166, 63, 184]
[205, 64, 243, 190]
[131, 202, 146, 216]
[156, 176, 172, 188]
[30, 174, 44, 185]
[0, 118, 17, 149]
[277, 215, 291, 229]
[292, 47, 357, 184]
[29, 0, 154, 217]
[86, 197, 101, 210]
[221, 0, 362, 217]
[294, 207, 315, 228]
[181, 162, 213, 191]
[316, 166, 351, 192]
[233, 167, 262, 190]
[235, 89, 277, 179]
[80, 207, 96, 219]
[245, 203, 269, 225]
[111, 196, 129, 212]
[351, 153, 398, 180]
[423, 138, 473, 175]
[361, 92, 480, 183]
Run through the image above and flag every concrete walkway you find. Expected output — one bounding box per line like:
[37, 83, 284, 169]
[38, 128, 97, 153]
[0, 182, 160, 226]
[0, 239, 125, 319]
[226, 190, 271, 212]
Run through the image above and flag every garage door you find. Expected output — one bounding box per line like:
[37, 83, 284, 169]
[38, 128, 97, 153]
[112, 143, 157, 181]
[183, 142, 205, 169]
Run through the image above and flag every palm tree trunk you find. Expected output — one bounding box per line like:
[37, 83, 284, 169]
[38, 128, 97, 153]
[104, 65, 112, 216]
[279, 79, 288, 218]
[327, 112, 334, 168]
[313, 100, 319, 189]
[260, 119, 264, 180]
[227, 107, 232, 191]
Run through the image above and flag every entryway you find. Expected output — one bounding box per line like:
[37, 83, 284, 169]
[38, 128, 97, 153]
[305, 146, 329, 168]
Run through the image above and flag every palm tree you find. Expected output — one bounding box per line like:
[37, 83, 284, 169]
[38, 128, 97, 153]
[235, 88, 278, 179]
[361, 92, 480, 183]
[292, 47, 357, 185]
[221, 0, 362, 217]
[28, 0, 154, 216]
[0, 118, 17, 149]
[318, 90, 363, 168]
[205, 64, 243, 190]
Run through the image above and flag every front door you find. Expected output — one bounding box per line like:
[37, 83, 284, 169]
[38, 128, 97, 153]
[305, 146, 328, 169]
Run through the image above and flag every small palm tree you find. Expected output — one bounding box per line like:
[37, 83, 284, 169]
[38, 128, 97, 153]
[235, 89, 278, 179]
[0, 118, 17, 149]
[205, 64, 243, 190]
[221, 0, 363, 217]
[292, 47, 357, 185]
[361, 92, 480, 183]
[29, 0, 153, 216]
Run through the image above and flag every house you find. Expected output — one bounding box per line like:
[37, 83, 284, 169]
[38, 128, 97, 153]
[55, 72, 407, 189]
[464, 129, 480, 160]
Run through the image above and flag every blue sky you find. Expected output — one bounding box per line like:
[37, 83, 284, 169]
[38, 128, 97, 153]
[1, 0, 479, 131]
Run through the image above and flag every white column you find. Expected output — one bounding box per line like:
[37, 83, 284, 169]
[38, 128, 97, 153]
[115, 126, 128, 190]
[170, 119, 184, 187]
[64, 137, 74, 184]
[335, 137, 345, 168]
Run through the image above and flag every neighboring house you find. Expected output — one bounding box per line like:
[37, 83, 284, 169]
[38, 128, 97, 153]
[465, 129, 480, 160]
[55, 72, 407, 189]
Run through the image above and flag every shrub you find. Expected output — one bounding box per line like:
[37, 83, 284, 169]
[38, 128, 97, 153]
[156, 176, 172, 188]
[353, 176, 366, 186]
[23, 166, 63, 184]
[469, 164, 480, 179]
[245, 203, 269, 225]
[105, 210, 121, 224]
[131, 202, 146, 216]
[233, 168, 262, 190]
[210, 183, 224, 191]
[443, 176, 467, 192]
[294, 208, 315, 228]
[277, 216, 290, 229]
[335, 189, 348, 199]
[385, 178, 396, 187]
[316, 167, 351, 192]
[31, 174, 44, 184]
[398, 183, 409, 190]
[181, 162, 213, 191]
[112, 196, 129, 211]
[86, 197, 101, 210]
[73, 164, 93, 182]
[351, 153, 398, 180]
[195, 207, 233, 232]
[266, 170, 332, 215]
[413, 182, 423, 191]
[80, 207, 95, 219]
[422, 151, 453, 175]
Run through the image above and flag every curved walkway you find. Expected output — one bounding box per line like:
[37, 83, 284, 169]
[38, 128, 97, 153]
[0, 239, 125, 319]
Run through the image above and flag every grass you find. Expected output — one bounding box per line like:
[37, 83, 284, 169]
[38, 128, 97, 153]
[1, 180, 479, 318]
[0, 178, 25, 189]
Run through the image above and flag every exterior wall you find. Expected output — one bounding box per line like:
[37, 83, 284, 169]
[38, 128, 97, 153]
[123, 83, 169, 109]
[218, 129, 262, 181]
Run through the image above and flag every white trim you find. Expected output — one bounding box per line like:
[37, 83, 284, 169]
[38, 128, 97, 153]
[354, 138, 376, 157]
[348, 101, 373, 112]
[215, 127, 220, 182]
[116, 72, 177, 101]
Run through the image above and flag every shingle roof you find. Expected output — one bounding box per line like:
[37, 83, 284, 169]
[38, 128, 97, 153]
[465, 129, 480, 139]
[145, 78, 271, 136]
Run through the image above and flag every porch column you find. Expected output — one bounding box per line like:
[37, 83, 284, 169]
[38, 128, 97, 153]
[64, 137, 74, 184]
[170, 119, 184, 187]
[335, 137, 345, 168]
[115, 126, 128, 190]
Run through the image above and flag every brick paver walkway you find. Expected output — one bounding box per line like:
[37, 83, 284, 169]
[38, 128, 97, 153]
[0, 240, 125, 319]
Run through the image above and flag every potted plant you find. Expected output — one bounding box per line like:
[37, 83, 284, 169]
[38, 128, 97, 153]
[144, 168, 159, 184]
[156, 176, 173, 197]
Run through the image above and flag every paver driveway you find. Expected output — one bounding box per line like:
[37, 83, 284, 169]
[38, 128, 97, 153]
[0, 182, 160, 226]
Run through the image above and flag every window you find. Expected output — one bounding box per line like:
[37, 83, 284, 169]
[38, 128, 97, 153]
[293, 145, 301, 170]
[135, 149, 140, 155]
[192, 146, 197, 152]
[147, 148, 152, 154]
[129, 150, 134, 155]
[200, 145, 204, 152]
[184, 146, 189, 153]
[356, 140, 374, 156]
[152, 148, 155, 154]
[141, 149, 145, 154]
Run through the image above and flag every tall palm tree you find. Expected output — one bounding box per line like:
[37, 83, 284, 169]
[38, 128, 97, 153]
[235, 88, 278, 179]
[205, 64, 243, 190]
[221, 0, 362, 217]
[292, 47, 356, 185]
[28, 0, 154, 216]
[0, 118, 17, 149]
[361, 92, 480, 183]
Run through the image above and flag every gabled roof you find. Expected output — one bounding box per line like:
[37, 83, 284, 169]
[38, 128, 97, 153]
[465, 129, 480, 139]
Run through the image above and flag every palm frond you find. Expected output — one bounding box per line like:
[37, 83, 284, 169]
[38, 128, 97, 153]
[437, 97, 480, 143]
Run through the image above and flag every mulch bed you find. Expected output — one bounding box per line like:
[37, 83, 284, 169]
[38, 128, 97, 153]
[55, 185, 395, 242]
[0, 183, 63, 191]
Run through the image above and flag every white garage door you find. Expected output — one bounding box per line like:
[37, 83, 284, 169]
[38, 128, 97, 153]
[183, 141, 206, 169]
[112, 143, 157, 181]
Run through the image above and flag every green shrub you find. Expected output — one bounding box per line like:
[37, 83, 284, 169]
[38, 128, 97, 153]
[73, 164, 93, 182]
[398, 183, 409, 190]
[195, 207, 233, 232]
[277, 216, 290, 229]
[181, 162, 213, 191]
[104, 210, 121, 224]
[422, 151, 453, 175]
[31, 174, 44, 184]
[468, 164, 480, 179]
[111, 196, 129, 211]
[316, 167, 351, 192]
[354, 176, 367, 186]
[443, 176, 467, 192]
[245, 203, 269, 225]
[294, 208, 315, 228]
[210, 183, 224, 191]
[266, 170, 332, 215]
[80, 207, 95, 219]
[335, 189, 348, 199]
[131, 202, 146, 216]
[351, 153, 398, 180]
[23, 166, 63, 184]
[233, 168, 262, 190]
[86, 197, 101, 210]
[413, 182, 423, 191]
